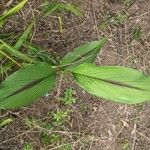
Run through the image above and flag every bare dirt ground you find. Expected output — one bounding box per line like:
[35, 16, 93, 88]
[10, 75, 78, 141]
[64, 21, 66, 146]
[0, 0, 150, 150]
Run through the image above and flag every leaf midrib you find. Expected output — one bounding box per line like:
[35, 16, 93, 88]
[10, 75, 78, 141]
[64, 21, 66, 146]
[74, 72, 145, 91]
[0, 75, 50, 102]
[62, 38, 107, 67]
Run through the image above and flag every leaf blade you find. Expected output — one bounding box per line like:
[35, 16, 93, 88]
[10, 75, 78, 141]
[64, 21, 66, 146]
[41, 2, 82, 17]
[0, 40, 34, 63]
[61, 37, 107, 69]
[14, 22, 34, 50]
[0, 0, 28, 26]
[60, 3, 82, 17]
[71, 63, 150, 104]
[0, 63, 55, 109]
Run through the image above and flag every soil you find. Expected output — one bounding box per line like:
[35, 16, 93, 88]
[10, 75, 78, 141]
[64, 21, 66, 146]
[0, 0, 150, 150]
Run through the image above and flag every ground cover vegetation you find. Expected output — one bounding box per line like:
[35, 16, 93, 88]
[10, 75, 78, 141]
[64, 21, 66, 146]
[0, 0, 150, 149]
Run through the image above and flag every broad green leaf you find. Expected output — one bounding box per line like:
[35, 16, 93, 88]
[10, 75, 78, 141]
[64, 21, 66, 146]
[0, 40, 34, 63]
[0, 0, 28, 26]
[0, 63, 55, 109]
[71, 63, 150, 104]
[41, 2, 82, 17]
[61, 37, 107, 69]
[14, 22, 34, 50]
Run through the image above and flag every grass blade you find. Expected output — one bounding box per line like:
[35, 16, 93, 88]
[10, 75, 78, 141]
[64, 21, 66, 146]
[41, 2, 82, 17]
[14, 22, 34, 50]
[0, 40, 35, 63]
[0, 0, 28, 26]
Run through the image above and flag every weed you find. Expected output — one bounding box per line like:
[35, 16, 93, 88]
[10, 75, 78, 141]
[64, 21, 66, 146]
[22, 142, 33, 150]
[113, 12, 128, 25]
[59, 144, 72, 150]
[0, 118, 13, 128]
[0, 0, 28, 27]
[60, 88, 76, 105]
[41, 132, 51, 145]
[50, 133, 61, 143]
[41, 133, 61, 145]
[123, 0, 133, 6]
[25, 117, 39, 128]
[99, 21, 109, 31]
[121, 139, 130, 150]
[40, 2, 82, 17]
[52, 110, 70, 124]
[25, 117, 52, 130]
[132, 27, 142, 40]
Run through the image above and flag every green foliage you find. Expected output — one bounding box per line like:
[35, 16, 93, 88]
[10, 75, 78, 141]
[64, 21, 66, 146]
[132, 27, 142, 40]
[0, 1, 150, 110]
[14, 22, 34, 50]
[41, 132, 61, 145]
[25, 117, 43, 128]
[61, 37, 107, 69]
[0, 22, 35, 72]
[0, 63, 12, 77]
[0, 63, 55, 109]
[0, 40, 34, 63]
[59, 144, 72, 150]
[0, 35, 150, 109]
[41, 132, 51, 145]
[113, 12, 128, 25]
[1, 34, 150, 108]
[0, 0, 28, 27]
[52, 110, 70, 123]
[0, 32, 15, 41]
[123, 0, 133, 6]
[0, 118, 13, 128]
[60, 88, 76, 105]
[46, 133, 61, 144]
[99, 21, 109, 31]
[121, 139, 130, 150]
[71, 63, 150, 104]
[25, 43, 58, 65]
[41, 2, 82, 17]
[25, 117, 53, 131]
[22, 142, 33, 150]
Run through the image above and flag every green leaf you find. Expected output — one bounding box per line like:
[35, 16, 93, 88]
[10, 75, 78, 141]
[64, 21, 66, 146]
[61, 37, 107, 69]
[71, 63, 150, 104]
[40, 2, 61, 15]
[60, 3, 82, 17]
[0, 63, 55, 109]
[0, 40, 34, 63]
[0, 32, 15, 41]
[14, 22, 34, 50]
[41, 2, 82, 17]
[25, 43, 57, 65]
[0, 63, 12, 76]
[0, 118, 13, 128]
[0, 0, 28, 26]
